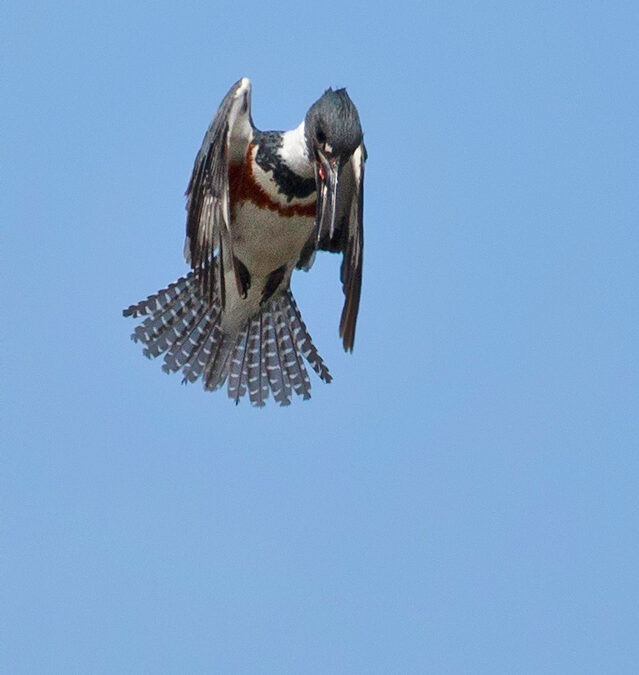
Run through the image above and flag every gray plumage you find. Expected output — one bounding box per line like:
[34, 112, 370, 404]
[304, 88, 363, 159]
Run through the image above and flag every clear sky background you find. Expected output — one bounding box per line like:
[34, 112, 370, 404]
[3, 2, 638, 673]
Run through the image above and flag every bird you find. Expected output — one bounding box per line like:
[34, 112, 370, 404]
[123, 77, 366, 406]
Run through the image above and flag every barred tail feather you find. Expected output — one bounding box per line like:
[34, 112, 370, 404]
[124, 273, 331, 405]
[142, 298, 205, 359]
[162, 311, 210, 373]
[284, 290, 332, 384]
[203, 334, 233, 391]
[123, 274, 194, 318]
[227, 324, 249, 404]
[273, 296, 311, 400]
[181, 321, 221, 384]
[130, 284, 198, 348]
[262, 311, 291, 406]
[246, 315, 269, 408]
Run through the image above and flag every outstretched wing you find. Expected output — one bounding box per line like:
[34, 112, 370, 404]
[299, 143, 366, 351]
[184, 77, 254, 303]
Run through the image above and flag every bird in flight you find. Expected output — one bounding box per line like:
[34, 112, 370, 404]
[124, 78, 366, 406]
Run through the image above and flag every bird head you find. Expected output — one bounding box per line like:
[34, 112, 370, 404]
[305, 88, 363, 239]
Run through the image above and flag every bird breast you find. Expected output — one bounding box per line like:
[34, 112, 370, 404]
[228, 145, 316, 276]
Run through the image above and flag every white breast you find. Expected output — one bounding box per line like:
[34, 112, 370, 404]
[231, 201, 314, 276]
[220, 202, 314, 333]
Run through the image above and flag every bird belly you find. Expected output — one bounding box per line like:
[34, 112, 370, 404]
[231, 200, 314, 277]
[217, 202, 314, 333]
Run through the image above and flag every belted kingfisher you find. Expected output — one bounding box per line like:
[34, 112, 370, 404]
[124, 78, 366, 406]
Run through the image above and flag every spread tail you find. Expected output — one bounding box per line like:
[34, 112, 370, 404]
[123, 271, 331, 406]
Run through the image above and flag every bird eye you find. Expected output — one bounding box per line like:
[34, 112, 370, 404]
[316, 127, 326, 144]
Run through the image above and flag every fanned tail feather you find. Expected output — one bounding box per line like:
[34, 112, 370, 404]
[162, 310, 213, 374]
[123, 275, 194, 318]
[132, 293, 198, 348]
[272, 296, 311, 400]
[284, 290, 332, 384]
[227, 324, 249, 403]
[143, 297, 205, 359]
[181, 321, 221, 384]
[262, 311, 291, 406]
[246, 315, 269, 408]
[124, 269, 331, 406]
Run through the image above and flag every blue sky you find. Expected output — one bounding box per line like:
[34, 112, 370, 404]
[3, 1, 638, 672]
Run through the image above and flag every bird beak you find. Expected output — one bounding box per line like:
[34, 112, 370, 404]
[315, 150, 342, 243]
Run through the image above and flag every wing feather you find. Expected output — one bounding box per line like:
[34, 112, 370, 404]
[184, 77, 254, 303]
[298, 143, 366, 351]
[338, 143, 365, 351]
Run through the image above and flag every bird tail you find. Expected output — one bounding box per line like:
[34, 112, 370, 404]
[123, 269, 331, 406]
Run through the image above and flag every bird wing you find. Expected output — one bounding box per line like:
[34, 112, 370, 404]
[184, 77, 254, 304]
[298, 143, 366, 351]
[335, 143, 366, 351]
